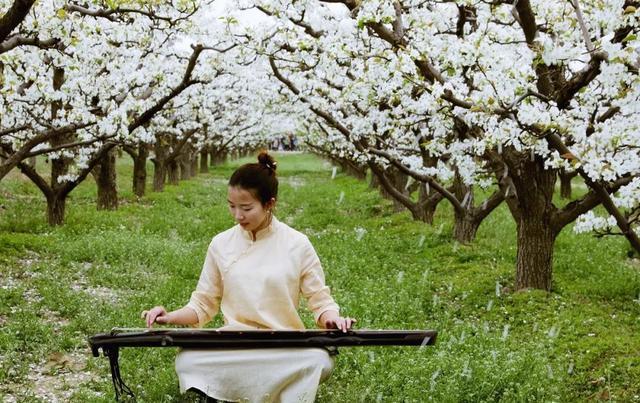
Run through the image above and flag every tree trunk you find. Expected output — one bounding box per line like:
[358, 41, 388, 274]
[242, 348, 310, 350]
[515, 214, 557, 291]
[94, 148, 118, 210]
[46, 193, 66, 226]
[212, 151, 226, 166]
[452, 172, 477, 243]
[416, 185, 444, 225]
[377, 168, 409, 212]
[133, 146, 148, 197]
[454, 216, 481, 244]
[168, 160, 180, 185]
[506, 155, 559, 291]
[200, 150, 209, 173]
[180, 156, 190, 181]
[190, 155, 198, 178]
[339, 160, 366, 180]
[153, 161, 166, 192]
[559, 170, 576, 199]
[48, 134, 74, 225]
[417, 203, 438, 224]
[152, 134, 170, 192]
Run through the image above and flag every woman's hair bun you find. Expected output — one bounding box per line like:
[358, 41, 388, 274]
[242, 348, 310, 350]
[257, 151, 277, 173]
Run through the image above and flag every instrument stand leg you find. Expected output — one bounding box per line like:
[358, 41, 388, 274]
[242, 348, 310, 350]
[104, 347, 136, 401]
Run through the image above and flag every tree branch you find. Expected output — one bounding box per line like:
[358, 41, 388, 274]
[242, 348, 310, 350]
[22, 134, 111, 159]
[256, 5, 324, 38]
[167, 128, 197, 163]
[0, 35, 61, 54]
[367, 161, 418, 210]
[473, 188, 506, 221]
[0, 0, 36, 43]
[268, 55, 353, 138]
[569, 0, 594, 53]
[553, 175, 635, 230]
[546, 131, 640, 251]
[367, 147, 465, 213]
[16, 160, 52, 198]
[128, 44, 206, 133]
[556, 51, 608, 109]
[64, 3, 193, 25]
[0, 122, 94, 181]
[0, 124, 29, 138]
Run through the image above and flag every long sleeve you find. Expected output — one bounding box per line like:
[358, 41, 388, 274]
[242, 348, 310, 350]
[299, 238, 340, 323]
[186, 242, 223, 328]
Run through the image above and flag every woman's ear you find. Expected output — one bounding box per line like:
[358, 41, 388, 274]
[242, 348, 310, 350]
[266, 198, 277, 211]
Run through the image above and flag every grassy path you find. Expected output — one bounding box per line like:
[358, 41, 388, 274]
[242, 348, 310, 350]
[1, 153, 639, 402]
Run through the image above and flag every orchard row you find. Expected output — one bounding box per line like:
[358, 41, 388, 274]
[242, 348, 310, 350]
[1, 0, 640, 291]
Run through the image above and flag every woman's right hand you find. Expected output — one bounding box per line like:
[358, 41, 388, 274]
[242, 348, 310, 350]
[142, 306, 170, 328]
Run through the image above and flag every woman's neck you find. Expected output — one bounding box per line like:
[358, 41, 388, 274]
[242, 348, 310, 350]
[251, 213, 273, 240]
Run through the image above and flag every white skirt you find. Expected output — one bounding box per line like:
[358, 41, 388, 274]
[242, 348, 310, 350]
[175, 348, 335, 403]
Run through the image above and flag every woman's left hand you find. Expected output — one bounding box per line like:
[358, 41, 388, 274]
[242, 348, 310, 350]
[319, 310, 357, 332]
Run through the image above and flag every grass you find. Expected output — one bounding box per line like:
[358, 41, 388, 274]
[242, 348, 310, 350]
[0, 152, 639, 402]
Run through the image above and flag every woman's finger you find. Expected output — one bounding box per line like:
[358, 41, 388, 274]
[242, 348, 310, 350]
[148, 310, 159, 328]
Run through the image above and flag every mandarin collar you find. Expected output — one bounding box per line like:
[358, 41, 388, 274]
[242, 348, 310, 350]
[240, 215, 279, 241]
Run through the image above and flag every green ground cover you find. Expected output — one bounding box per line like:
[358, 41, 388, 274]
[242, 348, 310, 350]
[0, 153, 639, 402]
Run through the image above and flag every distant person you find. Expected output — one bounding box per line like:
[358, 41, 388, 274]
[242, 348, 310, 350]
[142, 151, 355, 402]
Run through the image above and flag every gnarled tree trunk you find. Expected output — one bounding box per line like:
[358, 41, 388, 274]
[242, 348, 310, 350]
[507, 155, 559, 291]
[200, 149, 209, 173]
[415, 184, 444, 225]
[168, 160, 180, 185]
[152, 160, 166, 192]
[377, 167, 409, 212]
[452, 173, 480, 243]
[190, 154, 198, 178]
[93, 148, 118, 210]
[46, 193, 66, 226]
[152, 134, 170, 192]
[179, 155, 190, 181]
[132, 146, 148, 197]
[515, 212, 557, 291]
[211, 150, 226, 166]
[454, 215, 481, 244]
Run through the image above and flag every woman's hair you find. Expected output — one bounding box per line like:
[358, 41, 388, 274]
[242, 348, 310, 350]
[228, 151, 278, 205]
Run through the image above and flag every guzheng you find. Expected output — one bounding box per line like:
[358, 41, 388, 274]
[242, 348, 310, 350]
[89, 328, 438, 401]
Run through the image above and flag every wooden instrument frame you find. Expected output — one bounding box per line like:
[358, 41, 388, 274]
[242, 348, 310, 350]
[89, 328, 438, 401]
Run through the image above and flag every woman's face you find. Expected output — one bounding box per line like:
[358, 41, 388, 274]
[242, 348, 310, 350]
[227, 186, 274, 233]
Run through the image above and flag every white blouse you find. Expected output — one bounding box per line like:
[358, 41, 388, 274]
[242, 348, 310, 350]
[185, 216, 340, 330]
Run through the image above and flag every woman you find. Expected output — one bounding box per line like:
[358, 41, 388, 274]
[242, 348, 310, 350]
[143, 152, 356, 402]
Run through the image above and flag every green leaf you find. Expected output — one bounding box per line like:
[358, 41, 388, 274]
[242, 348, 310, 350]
[622, 34, 637, 43]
